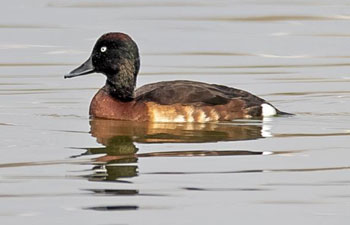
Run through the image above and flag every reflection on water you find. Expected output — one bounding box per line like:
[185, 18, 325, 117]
[89, 119, 264, 143]
[64, 118, 350, 184]
[84, 205, 139, 211]
[78, 119, 266, 181]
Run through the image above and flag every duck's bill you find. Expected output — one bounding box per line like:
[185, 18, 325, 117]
[64, 57, 95, 79]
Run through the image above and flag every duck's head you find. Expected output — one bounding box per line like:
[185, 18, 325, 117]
[65, 32, 140, 81]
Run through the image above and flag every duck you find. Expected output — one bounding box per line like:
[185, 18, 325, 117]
[65, 32, 290, 122]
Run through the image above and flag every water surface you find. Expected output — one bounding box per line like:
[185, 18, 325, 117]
[0, 0, 350, 224]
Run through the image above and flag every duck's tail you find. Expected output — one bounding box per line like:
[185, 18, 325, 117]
[276, 109, 294, 116]
[261, 103, 294, 117]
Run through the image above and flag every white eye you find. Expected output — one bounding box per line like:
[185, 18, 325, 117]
[100, 46, 107, 52]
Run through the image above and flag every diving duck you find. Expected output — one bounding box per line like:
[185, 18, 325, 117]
[65, 32, 290, 122]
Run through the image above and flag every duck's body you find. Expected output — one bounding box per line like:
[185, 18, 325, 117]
[65, 32, 290, 122]
[90, 80, 280, 122]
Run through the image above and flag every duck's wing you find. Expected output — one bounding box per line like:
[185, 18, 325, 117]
[135, 80, 266, 107]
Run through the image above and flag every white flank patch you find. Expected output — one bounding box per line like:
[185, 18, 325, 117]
[184, 107, 194, 122]
[173, 115, 186, 122]
[261, 103, 277, 117]
[262, 151, 273, 156]
[152, 110, 186, 123]
[197, 111, 210, 123]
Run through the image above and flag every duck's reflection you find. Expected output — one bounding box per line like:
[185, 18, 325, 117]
[90, 119, 264, 143]
[81, 119, 265, 182]
[84, 135, 139, 182]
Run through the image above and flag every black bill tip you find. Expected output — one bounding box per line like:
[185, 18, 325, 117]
[64, 57, 95, 79]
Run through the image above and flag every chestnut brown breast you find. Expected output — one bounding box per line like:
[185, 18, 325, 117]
[89, 89, 148, 121]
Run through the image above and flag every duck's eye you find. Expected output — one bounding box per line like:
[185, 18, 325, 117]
[100, 46, 107, 52]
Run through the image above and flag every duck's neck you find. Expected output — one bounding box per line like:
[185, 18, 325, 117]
[105, 60, 137, 102]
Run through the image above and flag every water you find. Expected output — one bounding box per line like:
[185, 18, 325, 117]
[1, 0, 350, 224]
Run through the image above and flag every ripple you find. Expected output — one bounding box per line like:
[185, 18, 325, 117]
[154, 15, 350, 22]
[83, 188, 166, 196]
[141, 71, 290, 76]
[274, 132, 350, 138]
[84, 205, 139, 211]
[145, 51, 252, 56]
[0, 159, 91, 169]
[0, 44, 58, 49]
[48, 1, 214, 8]
[0, 123, 14, 126]
[258, 200, 324, 205]
[0, 24, 60, 29]
[156, 62, 350, 69]
[183, 187, 270, 192]
[0, 63, 73, 67]
[145, 166, 350, 175]
[0, 87, 97, 95]
[0, 193, 82, 198]
[268, 90, 350, 96]
[39, 114, 85, 119]
[263, 181, 350, 187]
[137, 150, 266, 157]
